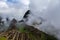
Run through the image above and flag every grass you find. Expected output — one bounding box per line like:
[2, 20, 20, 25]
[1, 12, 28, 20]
[18, 26, 57, 40]
[0, 36, 7, 40]
[0, 25, 57, 40]
[18, 26, 28, 33]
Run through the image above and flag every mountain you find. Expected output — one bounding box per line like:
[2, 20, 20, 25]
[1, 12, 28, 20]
[0, 24, 57, 40]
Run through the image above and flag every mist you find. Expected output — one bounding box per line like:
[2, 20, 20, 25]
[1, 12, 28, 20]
[25, 0, 60, 40]
[0, 0, 60, 40]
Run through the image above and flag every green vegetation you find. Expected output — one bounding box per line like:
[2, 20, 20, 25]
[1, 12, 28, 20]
[0, 36, 7, 40]
[18, 26, 57, 40]
[18, 26, 28, 33]
[0, 25, 57, 40]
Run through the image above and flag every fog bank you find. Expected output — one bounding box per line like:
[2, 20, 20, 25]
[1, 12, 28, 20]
[27, 0, 60, 40]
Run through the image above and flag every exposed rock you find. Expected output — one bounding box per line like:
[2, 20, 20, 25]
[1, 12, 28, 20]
[9, 18, 17, 30]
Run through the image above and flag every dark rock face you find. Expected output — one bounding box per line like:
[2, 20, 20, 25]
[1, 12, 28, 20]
[6, 17, 9, 22]
[0, 16, 2, 20]
[0, 16, 4, 25]
[0, 16, 2, 23]
[23, 10, 30, 19]
[21, 10, 30, 22]
[11, 18, 17, 24]
[9, 18, 17, 30]
[19, 20, 24, 23]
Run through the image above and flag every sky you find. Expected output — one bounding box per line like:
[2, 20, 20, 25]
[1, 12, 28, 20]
[0, 0, 29, 20]
[29, 0, 60, 39]
[30, 0, 60, 28]
[1, 0, 60, 28]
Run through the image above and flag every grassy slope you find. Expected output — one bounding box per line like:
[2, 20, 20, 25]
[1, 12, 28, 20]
[18, 25, 57, 40]
[0, 25, 57, 40]
[0, 36, 7, 40]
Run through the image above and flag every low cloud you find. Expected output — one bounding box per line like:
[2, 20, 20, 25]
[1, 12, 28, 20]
[29, 0, 60, 40]
[0, 0, 29, 20]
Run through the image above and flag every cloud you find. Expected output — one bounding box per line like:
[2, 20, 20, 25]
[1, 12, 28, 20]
[0, 1, 8, 8]
[20, 0, 30, 5]
[0, 0, 7, 1]
[6, 0, 29, 8]
[0, 1, 9, 13]
[0, 0, 29, 20]
[30, 0, 60, 27]
[30, 0, 60, 39]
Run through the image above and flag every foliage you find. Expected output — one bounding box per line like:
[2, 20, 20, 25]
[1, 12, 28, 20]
[18, 26, 57, 40]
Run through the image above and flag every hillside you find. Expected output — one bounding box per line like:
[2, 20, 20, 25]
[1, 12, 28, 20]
[0, 25, 57, 40]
